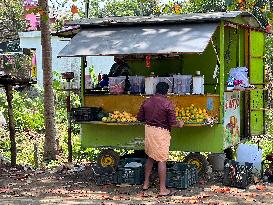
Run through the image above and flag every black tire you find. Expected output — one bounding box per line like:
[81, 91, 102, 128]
[120, 150, 147, 159]
[97, 149, 120, 174]
[183, 153, 209, 177]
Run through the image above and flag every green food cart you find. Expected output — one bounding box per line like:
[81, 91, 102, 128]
[57, 11, 267, 174]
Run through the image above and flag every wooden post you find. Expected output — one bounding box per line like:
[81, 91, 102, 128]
[34, 137, 39, 168]
[4, 84, 16, 166]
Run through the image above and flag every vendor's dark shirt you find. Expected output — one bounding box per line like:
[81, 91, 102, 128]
[109, 63, 131, 77]
[137, 95, 177, 131]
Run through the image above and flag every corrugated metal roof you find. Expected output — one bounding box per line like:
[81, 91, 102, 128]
[58, 23, 218, 57]
[66, 11, 257, 27]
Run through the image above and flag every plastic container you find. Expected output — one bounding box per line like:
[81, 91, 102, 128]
[236, 144, 263, 176]
[145, 77, 159, 95]
[129, 76, 145, 93]
[85, 75, 93, 89]
[173, 75, 192, 94]
[158, 77, 174, 93]
[208, 153, 226, 171]
[109, 77, 126, 94]
[192, 72, 204, 94]
[229, 67, 249, 88]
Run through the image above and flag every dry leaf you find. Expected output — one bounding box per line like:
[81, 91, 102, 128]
[256, 185, 266, 191]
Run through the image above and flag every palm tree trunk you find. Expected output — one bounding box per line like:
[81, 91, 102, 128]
[5, 84, 16, 166]
[39, 0, 57, 161]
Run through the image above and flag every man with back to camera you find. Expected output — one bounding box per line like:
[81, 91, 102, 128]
[137, 82, 184, 196]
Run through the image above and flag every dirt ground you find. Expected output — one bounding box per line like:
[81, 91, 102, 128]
[1, 163, 273, 205]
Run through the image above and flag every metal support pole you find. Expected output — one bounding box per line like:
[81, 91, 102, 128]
[62, 72, 74, 163]
[219, 21, 225, 123]
[66, 79, 72, 162]
[81, 57, 86, 106]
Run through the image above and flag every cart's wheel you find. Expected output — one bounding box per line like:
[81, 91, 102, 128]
[183, 153, 209, 177]
[97, 149, 120, 173]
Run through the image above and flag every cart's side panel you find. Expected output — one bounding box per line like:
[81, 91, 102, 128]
[249, 31, 265, 135]
[80, 123, 224, 153]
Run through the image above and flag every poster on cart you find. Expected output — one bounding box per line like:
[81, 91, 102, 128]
[223, 92, 240, 149]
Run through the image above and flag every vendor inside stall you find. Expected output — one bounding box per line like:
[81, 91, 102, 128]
[109, 56, 131, 77]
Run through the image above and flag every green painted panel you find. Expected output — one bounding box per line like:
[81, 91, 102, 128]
[249, 58, 264, 84]
[250, 111, 264, 135]
[250, 90, 264, 109]
[223, 27, 239, 82]
[250, 31, 265, 57]
[128, 58, 182, 77]
[182, 42, 217, 94]
[238, 29, 245, 67]
[249, 31, 265, 135]
[81, 123, 224, 153]
[249, 31, 265, 84]
[250, 89, 264, 135]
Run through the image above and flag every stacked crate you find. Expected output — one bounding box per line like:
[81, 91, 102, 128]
[223, 160, 253, 189]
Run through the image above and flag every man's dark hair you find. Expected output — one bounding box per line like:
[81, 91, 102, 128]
[156, 82, 169, 95]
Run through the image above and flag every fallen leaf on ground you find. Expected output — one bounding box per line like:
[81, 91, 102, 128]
[0, 188, 10, 194]
[256, 185, 266, 191]
[213, 187, 230, 193]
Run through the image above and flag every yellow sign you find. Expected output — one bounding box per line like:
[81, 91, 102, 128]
[31, 65, 37, 78]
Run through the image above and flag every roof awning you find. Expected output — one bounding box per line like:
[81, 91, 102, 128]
[58, 23, 218, 57]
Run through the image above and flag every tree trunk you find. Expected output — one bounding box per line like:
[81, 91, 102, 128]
[5, 84, 16, 166]
[39, 0, 57, 161]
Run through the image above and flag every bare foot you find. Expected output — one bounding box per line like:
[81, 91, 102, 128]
[143, 181, 149, 190]
[158, 189, 171, 196]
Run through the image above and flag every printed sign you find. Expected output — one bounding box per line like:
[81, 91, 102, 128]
[223, 92, 240, 149]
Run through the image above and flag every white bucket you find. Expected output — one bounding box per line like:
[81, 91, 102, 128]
[237, 144, 263, 176]
[208, 153, 226, 171]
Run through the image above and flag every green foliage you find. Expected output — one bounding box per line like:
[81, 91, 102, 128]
[187, 0, 226, 13]
[0, 72, 86, 168]
[0, 0, 26, 42]
[0, 88, 44, 133]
